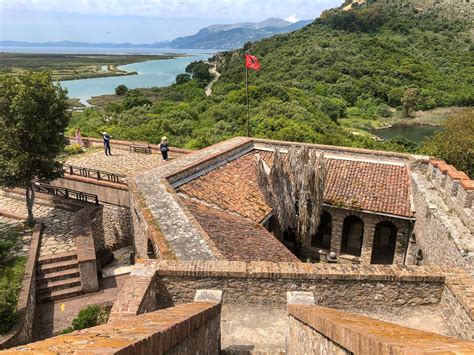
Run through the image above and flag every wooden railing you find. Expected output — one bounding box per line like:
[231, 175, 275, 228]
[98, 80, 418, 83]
[63, 164, 127, 185]
[33, 182, 99, 205]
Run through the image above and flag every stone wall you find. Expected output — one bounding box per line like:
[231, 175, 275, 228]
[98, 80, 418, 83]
[102, 203, 132, 251]
[112, 260, 474, 341]
[5, 301, 222, 354]
[128, 180, 175, 259]
[117, 261, 445, 312]
[288, 315, 349, 355]
[410, 160, 473, 272]
[440, 286, 474, 341]
[287, 304, 474, 354]
[74, 207, 100, 293]
[0, 223, 42, 349]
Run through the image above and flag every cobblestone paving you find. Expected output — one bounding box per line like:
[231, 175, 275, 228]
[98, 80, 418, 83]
[66, 149, 184, 177]
[0, 195, 76, 256]
[0, 216, 33, 258]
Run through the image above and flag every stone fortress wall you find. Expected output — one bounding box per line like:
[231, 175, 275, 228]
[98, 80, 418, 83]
[409, 158, 473, 273]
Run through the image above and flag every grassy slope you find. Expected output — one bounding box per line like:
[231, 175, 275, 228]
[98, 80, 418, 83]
[0, 53, 178, 80]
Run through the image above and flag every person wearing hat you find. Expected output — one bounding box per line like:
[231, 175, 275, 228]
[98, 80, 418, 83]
[159, 136, 169, 161]
[102, 132, 112, 156]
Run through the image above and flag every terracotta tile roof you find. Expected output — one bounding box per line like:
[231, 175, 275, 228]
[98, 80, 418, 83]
[178, 150, 413, 220]
[182, 198, 299, 262]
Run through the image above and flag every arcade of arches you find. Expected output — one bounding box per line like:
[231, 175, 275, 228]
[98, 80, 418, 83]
[268, 207, 413, 265]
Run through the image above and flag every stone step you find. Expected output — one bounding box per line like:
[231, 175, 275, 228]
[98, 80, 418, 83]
[37, 251, 78, 265]
[37, 286, 83, 303]
[36, 268, 80, 282]
[36, 259, 78, 274]
[37, 277, 81, 292]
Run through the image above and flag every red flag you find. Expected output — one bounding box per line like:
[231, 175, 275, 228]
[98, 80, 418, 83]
[245, 54, 261, 71]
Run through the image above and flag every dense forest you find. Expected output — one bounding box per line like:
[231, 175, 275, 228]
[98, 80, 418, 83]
[69, 3, 473, 173]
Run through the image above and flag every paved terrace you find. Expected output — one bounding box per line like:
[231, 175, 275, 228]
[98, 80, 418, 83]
[0, 194, 76, 256]
[0, 216, 33, 258]
[65, 148, 185, 177]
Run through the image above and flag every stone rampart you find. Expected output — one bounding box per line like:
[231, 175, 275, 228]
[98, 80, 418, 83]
[0, 223, 42, 349]
[74, 206, 100, 293]
[110, 260, 474, 341]
[128, 180, 175, 259]
[410, 159, 473, 272]
[3, 301, 221, 354]
[287, 304, 474, 354]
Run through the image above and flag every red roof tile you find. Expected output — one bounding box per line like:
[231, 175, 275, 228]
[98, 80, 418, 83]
[182, 198, 299, 262]
[178, 150, 413, 220]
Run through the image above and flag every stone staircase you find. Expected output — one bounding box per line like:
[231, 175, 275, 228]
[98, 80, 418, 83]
[36, 252, 83, 302]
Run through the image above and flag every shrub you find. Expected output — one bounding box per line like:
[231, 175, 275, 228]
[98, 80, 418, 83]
[63, 144, 83, 156]
[0, 257, 26, 335]
[115, 85, 129, 96]
[60, 304, 111, 334]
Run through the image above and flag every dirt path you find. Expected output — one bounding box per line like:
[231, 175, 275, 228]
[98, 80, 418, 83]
[205, 62, 220, 96]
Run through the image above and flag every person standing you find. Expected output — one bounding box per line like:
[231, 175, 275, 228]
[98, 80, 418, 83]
[159, 136, 169, 161]
[102, 132, 112, 156]
[75, 127, 83, 147]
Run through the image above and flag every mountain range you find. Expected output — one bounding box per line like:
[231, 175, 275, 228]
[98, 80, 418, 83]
[0, 18, 312, 51]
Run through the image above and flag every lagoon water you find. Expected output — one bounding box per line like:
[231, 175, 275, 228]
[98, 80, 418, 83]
[1, 46, 216, 104]
[61, 54, 211, 104]
[370, 124, 441, 143]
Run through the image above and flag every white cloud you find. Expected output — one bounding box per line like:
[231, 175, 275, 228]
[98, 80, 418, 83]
[284, 14, 299, 23]
[0, 0, 338, 19]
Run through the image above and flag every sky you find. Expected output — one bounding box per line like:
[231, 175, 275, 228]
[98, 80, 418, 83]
[0, 0, 340, 43]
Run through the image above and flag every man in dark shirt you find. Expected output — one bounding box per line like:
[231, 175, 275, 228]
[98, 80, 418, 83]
[103, 132, 111, 156]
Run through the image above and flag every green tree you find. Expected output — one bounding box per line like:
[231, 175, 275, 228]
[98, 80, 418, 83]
[175, 73, 191, 85]
[0, 72, 70, 225]
[401, 88, 419, 118]
[115, 84, 129, 96]
[419, 112, 474, 178]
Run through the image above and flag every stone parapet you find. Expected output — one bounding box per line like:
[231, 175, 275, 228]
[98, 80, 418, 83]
[411, 162, 473, 273]
[74, 206, 100, 293]
[3, 301, 221, 354]
[428, 158, 473, 232]
[287, 304, 474, 354]
[0, 223, 42, 349]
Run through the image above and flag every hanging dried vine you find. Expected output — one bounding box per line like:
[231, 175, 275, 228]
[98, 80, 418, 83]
[256, 147, 327, 247]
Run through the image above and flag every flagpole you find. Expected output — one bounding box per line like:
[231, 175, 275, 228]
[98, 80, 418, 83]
[246, 65, 250, 137]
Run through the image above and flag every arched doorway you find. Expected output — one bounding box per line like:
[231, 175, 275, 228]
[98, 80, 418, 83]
[341, 215, 364, 256]
[416, 249, 423, 266]
[147, 239, 156, 259]
[312, 211, 332, 250]
[370, 221, 397, 264]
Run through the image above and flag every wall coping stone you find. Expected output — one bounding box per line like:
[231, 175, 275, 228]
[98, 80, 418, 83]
[145, 260, 446, 282]
[287, 291, 315, 306]
[0, 222, 42, 349]
[288, 304, 474, 354]
[58, 174, 129, 191]
[5, 301, 220, 354]
[194, 289, 223, 304]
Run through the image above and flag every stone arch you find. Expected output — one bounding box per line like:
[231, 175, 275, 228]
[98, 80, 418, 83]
[311, 210, 332, 250]
[370, 221, 397, 264]
[341, 215, 364, 257]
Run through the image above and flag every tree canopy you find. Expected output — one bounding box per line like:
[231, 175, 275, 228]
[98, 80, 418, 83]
[0, 71, 70, 224]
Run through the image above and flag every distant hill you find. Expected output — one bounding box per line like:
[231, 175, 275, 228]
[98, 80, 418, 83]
[0, 18, 313, 51]
[166, 19, 313, 49]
